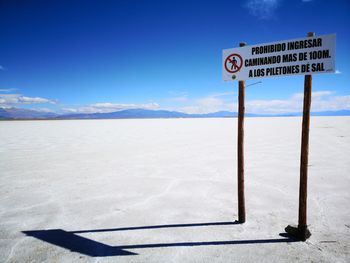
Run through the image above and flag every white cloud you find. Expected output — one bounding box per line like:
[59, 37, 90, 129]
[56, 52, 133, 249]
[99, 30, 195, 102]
[167, 90, 236, 114]
[177, 96, 234, 114]
[311, 95, 350, 112]
[167, 90, 189, 102]
[173, 90, 350, 114]
[169, 96, 188, 102]
[167, 91, 235, 104]
[76, 91, 348, 115]
[312, 91, 333, 97]
[245, 90, 350, 114]
[20, 96, 54, 104]
[3, 90, 347, 115]
[34, 108, 55, 113]
[245, 0, 280, 19]
[0, 88, 17, 93]
[210, 91, 236, 98]
[0, 94, 56, 107]
[63, 102, 160, 113]
[335, 70, 342, 74]
[291, 91, 332, 100]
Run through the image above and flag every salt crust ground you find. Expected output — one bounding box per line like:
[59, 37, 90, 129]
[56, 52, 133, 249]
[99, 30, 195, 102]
[0, 117, 349, 263]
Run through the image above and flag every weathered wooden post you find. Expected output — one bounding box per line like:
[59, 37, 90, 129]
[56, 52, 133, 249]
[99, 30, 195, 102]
[237, 42, 246, 223]
[286, 32, 314, 241]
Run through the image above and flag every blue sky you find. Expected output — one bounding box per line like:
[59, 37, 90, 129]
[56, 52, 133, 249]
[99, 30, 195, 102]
[0, 0, 349, 114]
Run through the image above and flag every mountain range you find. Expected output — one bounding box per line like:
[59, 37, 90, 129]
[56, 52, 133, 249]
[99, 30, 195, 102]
[0, 107, 58, 120]
[0, 107, 349, 120]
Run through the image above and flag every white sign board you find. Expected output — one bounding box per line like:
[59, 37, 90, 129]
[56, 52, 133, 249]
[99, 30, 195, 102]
[222, 34, 336, 81]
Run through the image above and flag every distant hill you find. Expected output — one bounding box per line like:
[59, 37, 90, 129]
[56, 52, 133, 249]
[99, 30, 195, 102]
[59, 109, 245, 119]
[59, 109, 191, 119]
[0, 107, 58, 120]
[0, 107, 349, 120]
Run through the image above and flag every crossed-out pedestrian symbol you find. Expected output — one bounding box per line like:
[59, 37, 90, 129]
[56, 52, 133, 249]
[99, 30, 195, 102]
[224, 53, 243, 73]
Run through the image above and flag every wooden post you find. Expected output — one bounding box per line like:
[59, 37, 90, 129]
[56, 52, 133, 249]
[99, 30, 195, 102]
[237, 42, 246, 223]
[297, 32, 314, 240]
[286, 32, 314, 241]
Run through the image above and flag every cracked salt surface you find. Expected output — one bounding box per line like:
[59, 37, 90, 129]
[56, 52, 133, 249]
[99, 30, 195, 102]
[0, 117, 349, 262]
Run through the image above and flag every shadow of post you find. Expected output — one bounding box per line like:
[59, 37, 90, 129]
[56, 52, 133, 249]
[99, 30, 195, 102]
[22, 229, 136, 256]
[22, 221, 299, 257]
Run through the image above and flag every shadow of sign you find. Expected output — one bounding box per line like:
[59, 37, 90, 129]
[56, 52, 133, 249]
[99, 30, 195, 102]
[23, 221, 298, 257]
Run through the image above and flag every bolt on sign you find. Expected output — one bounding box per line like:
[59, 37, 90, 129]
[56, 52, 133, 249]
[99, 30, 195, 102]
[223, 34, 336, 81]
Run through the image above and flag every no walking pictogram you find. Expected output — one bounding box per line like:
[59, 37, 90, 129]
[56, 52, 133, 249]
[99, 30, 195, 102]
[224, 53, 243, 73]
